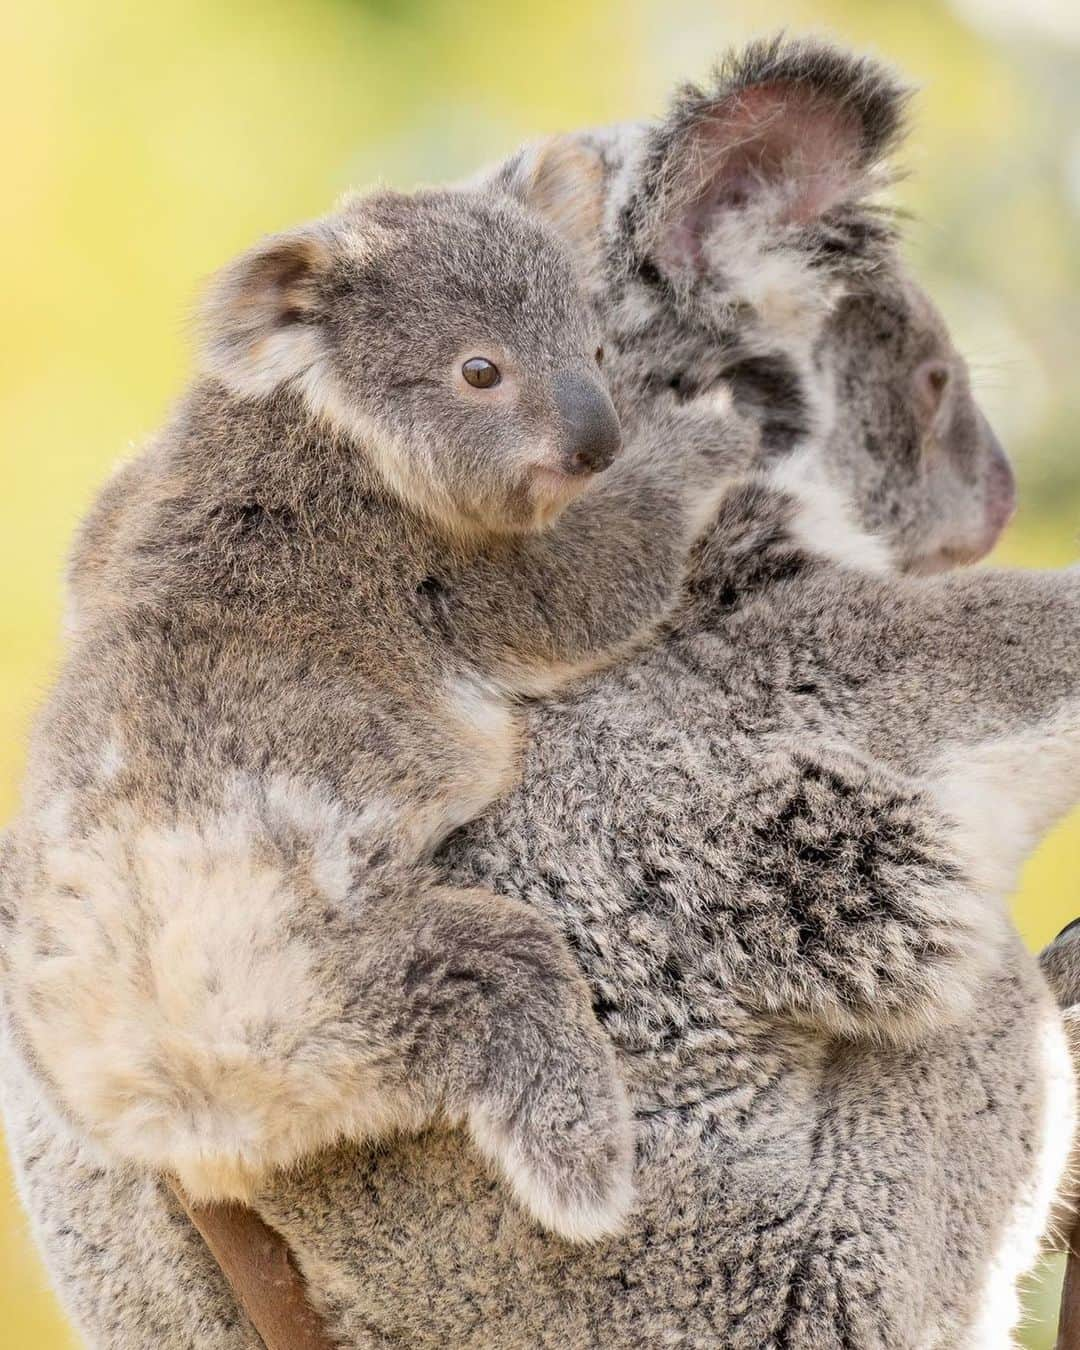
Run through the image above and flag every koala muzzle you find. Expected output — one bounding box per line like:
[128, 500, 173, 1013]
[554, 371, 622, 476]
[978, 410, 1016, 535]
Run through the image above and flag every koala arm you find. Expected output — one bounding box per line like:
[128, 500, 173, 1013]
[684, 475, 1080, 904]
[689, 554, 1080, 1041]
[444, 396, 754, 692]
[717, 561, 1080, 1039]
[796, 565, 1080, 900]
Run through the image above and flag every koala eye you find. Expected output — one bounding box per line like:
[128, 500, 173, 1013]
[461, 357, 501, 389]
[595, 346, 605, 365]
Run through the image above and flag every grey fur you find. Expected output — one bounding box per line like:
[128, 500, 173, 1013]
[1, 37, 1070, 1350]
[0, 179, 753, 1245]
[1041, 921, 1080, 1011]
[1039, 920, 1080, 1250]
[821, 272, 1015, 572]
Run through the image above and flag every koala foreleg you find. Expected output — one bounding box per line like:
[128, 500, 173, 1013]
[832, 567, 1080, 901]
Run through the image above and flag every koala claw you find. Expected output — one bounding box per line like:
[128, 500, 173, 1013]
[1041, 918, 1080, 1011]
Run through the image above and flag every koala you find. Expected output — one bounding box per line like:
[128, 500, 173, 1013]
[0, 37, 1068, 1350]
[0, 173, 757, 1245]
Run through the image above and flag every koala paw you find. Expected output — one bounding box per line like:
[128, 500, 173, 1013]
[467, 1015, 634, 1243]
[1041, 917, 1080, 1011]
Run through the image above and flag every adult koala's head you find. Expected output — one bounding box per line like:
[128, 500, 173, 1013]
[822, 272, 1014, 573]
[486, 36, 1014, 572]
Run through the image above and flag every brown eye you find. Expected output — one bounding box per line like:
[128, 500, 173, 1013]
[462, 357, 500, 389]
[595, 345, 605, 365]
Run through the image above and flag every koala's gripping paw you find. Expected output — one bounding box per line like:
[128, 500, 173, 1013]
[1041, 918, 1080, 1011]
[466, 1008, 634, 1243]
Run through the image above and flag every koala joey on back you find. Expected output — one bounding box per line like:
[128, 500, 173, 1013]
[0, 173, 747, 1241]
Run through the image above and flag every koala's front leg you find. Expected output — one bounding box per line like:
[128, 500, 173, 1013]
[6, 838, 632, 1245]
[357, 879, 635, 1243]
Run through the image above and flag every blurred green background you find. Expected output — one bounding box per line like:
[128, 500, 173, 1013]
[2, 0, 1078, 1344]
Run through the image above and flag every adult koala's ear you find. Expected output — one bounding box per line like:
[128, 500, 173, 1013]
[491, 136, 608, 281]
[639, 35, 912, 276]
[199, 225, 338, 399]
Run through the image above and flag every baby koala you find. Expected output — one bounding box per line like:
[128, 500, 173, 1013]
[1, 174, 744, 1241]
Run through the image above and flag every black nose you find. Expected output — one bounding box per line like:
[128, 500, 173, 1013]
[553, 371, 622, 476]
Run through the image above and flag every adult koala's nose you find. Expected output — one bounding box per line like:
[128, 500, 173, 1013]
[553, 370, 622, 476]
[978, 410, 1016, 536]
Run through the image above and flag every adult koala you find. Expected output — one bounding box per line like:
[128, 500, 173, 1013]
[1, 38, 1068, 1350]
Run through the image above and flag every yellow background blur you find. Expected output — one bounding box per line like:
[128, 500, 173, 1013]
[2, 0, 1078, 1344]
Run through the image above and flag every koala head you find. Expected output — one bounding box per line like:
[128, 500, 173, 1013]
[200, 182, 619, 538]
[488, 36, 1013, 571]
[586, 37, 910, 444]
[820, 271, 1015, 573]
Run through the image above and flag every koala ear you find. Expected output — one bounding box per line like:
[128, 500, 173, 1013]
[502, 136, 607, 279]
[200, 226, 337, 399]
[643, 36, 911, 274]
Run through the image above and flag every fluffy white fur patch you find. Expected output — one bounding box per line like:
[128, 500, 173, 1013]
[929, 702, 1080, 899]
[96, 737, 125, 784]
[226, 327, 327, 400]
[7, 775, 419, 1201]
[704, 210, 844, 351]
[466, 1096, 635, 1245]
[769, 446, 892, 574]
[437, 672, 520, 835]
[966, 1008, 1075, 1347]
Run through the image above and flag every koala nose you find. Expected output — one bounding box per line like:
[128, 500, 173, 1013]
[553, 371, 622, 476]
[978, 411, 1016, 535]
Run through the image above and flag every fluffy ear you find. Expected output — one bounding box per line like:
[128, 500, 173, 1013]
[199, 226, 337, 398]
[643, 36, 911, 274]
[500, 135, 607, 279]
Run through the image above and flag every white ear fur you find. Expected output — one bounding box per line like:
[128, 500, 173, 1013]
[511, 136, 607, 281]
[655, 86, 876, 275]
[199, 227, 336, 399]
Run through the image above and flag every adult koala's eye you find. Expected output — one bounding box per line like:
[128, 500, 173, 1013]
[461, 357, 501, 389]
[595, 346, 604, 365]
